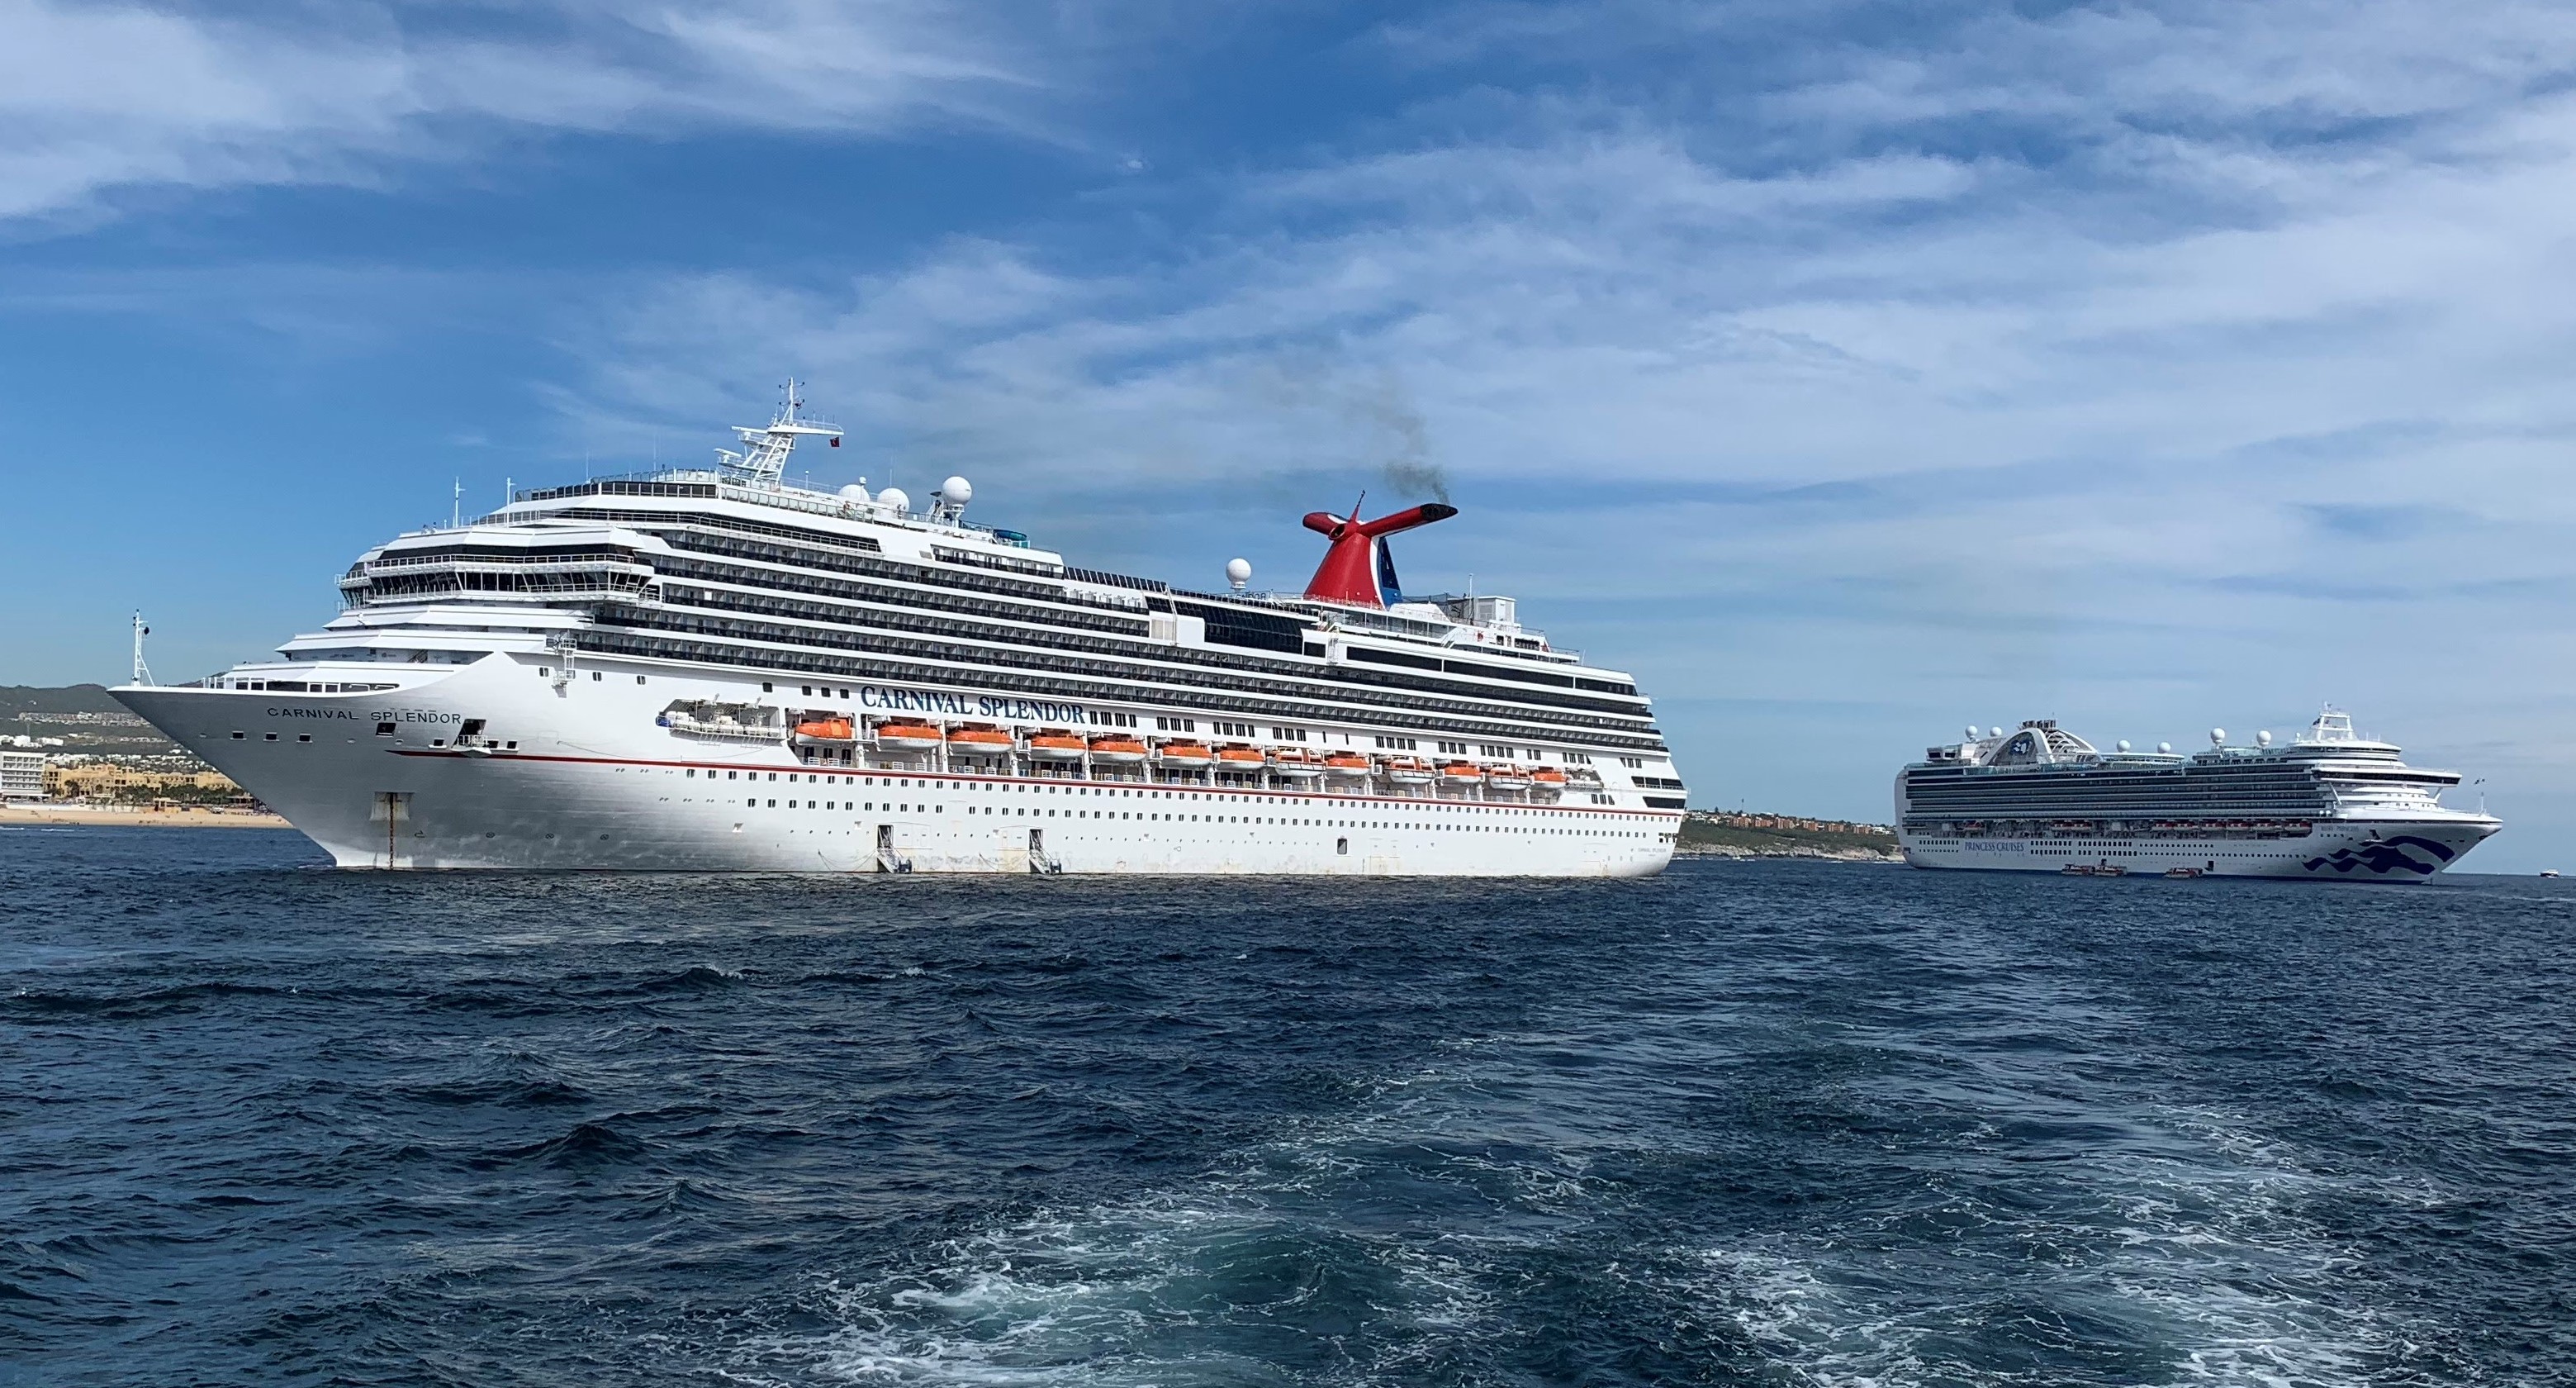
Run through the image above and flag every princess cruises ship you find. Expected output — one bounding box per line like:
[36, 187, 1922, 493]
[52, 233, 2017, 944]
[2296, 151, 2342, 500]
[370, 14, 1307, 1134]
[1895, 712, 2499, 879]
[114, 390, 1686, 874]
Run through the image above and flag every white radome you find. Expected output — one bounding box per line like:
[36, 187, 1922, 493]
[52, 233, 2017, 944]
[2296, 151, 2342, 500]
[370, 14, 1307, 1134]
[938, 477, 972, 506]
[877, 487, 910, 516]
[1226, 558, 1252, 586]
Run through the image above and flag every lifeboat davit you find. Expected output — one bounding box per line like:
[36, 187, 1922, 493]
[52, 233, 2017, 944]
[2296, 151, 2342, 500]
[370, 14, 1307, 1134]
[794, 716, 856, 742]
[1439, 761, 1484, 785]
[1323, 753, 1373, 778]
[1088, 735, 1150, 763]
[1484, 764, 1532, 791]
[873, 720, 944, 752]
[1214, 745, 1267, 773]
[1269, 748, 1326, 779]
[1383, 757, 1435, 784]
[1155, 739, 1214, 767]
[1027, 730, 1088, 760]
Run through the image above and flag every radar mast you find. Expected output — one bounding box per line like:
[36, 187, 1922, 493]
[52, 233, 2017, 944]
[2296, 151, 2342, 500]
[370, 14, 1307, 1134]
[713, 378, 842, 487]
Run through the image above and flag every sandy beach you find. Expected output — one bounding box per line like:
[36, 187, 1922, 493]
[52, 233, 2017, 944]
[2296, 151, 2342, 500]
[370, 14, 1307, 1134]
[1, 804, 292, 829]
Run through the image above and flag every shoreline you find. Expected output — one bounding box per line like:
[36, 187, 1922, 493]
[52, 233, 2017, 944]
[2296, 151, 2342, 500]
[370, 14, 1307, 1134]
[1, 804, 294, 830]
[1674, 845, 1901, 863]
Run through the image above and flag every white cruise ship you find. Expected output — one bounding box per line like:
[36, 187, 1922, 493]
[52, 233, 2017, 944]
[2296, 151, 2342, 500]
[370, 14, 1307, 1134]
[114, 391, 1686, 874]
[1895, 712, 2499, 879]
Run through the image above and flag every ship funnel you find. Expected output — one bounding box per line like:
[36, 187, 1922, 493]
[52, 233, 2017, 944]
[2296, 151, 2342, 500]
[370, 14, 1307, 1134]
[1300, 501, 1457, 607]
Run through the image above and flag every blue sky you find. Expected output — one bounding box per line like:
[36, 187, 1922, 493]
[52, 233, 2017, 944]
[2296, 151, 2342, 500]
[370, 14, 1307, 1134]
[5, 0, 2572, 866]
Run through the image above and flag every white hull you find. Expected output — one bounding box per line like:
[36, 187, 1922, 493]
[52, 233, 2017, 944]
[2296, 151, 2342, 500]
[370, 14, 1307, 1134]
[116, 656, 1676, 877]
[1899, 820, 2498, 881]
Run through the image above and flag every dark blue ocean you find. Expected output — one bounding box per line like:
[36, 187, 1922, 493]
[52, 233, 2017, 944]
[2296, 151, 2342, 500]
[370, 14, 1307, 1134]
[4, 828, 2570, 1386]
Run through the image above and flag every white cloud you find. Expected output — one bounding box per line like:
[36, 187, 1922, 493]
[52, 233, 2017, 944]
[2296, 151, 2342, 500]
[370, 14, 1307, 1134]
[0, 0, 1046, 223]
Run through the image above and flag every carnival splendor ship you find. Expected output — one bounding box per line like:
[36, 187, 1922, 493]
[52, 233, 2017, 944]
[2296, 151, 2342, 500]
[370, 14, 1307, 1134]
[1895, 712, 2499, 879]
[113, 390, 1686, 874]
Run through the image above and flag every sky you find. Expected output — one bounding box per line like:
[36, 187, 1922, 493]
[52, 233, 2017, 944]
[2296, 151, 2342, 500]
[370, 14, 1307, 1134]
[3, 0, 2572, 868]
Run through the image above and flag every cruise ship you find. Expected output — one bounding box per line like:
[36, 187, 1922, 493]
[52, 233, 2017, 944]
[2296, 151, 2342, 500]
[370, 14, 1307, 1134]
[113, 390, 1686, 874]
[1895, 712, 2498, 879]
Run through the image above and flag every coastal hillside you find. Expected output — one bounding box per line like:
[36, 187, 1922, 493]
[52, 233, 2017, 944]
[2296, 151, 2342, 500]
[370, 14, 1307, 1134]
[1677, 811, 1899, 860]
[4, 685, 180, 756]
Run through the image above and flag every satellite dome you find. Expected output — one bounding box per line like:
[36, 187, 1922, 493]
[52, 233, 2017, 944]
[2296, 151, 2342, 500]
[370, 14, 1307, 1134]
[2116, 739, 2132, 753]
[937, 476, 972, 506]
[1225, 558, 1252, 587]
[2157, 741, 2172, 753]
[2256, 730, 2273, 747]
[837, 483, 870, 502]
[1964, 725, 1978, 739]
[2210, 728, 2227, 745]
[877, 487, 910, 515]
[1989, 727, 2003, 739]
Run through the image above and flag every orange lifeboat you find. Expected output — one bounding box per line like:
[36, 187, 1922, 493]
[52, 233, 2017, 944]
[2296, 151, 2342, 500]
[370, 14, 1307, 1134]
[794, 716, 855, 742]
[1155, 739, 1214, 768]
[1269, 747, 1326, 779]
[1027, 729, 1088, 760]
[946, 725, 1015, 753]
[1439, 761, 1485, 785]
[1323, 753, 1373, 778]
[1088, 734, 1150, 763]
[1484, 763, 1532, 791]
[1529, 767, 1568, 796]
[1383, 756, 1435, 785]
[873, 720, 943, 752]
[1214, 744, 1267, 774]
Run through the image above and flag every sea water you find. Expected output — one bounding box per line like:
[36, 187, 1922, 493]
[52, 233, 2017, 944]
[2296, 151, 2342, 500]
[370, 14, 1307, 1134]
[3, 826, 2569, 1386]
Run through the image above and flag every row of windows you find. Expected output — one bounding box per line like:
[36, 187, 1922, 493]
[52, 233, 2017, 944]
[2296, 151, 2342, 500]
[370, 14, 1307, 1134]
[548, 506, 1653, 715]
[470, 505, 1657, 730]
[578, 619, 1672, 754]
[657, 560, 1650, 728]
[353, 568, 650, 602]
[656, 552, 1147, 638]
[610, 600, 1653, 743]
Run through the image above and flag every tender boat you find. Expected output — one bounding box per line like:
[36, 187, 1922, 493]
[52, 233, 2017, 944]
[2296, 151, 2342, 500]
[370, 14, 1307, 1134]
[1087, 734, 1150, 763]
[1214, 745, 1268, 774]
[1269, 747, 1327, 779]
[1026, 730, 1088, 760]
[873, 720, 944, 752]
[946, 725, 1015, 753]
[1155, 739, 1214, 768]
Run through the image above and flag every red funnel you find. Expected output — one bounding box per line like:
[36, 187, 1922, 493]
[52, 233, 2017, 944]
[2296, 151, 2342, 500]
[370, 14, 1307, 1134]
[1301, 502, 1456, 607]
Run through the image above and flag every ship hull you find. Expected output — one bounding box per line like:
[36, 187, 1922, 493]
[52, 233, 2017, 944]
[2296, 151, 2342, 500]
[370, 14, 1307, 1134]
[1898, 820, 2498, 880]
[114, 658, 1675, 877]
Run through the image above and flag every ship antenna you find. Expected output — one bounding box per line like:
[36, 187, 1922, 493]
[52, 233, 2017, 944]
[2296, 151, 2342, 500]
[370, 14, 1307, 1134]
[452, 477, 462, 530]
[130, 611, 154, 687]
